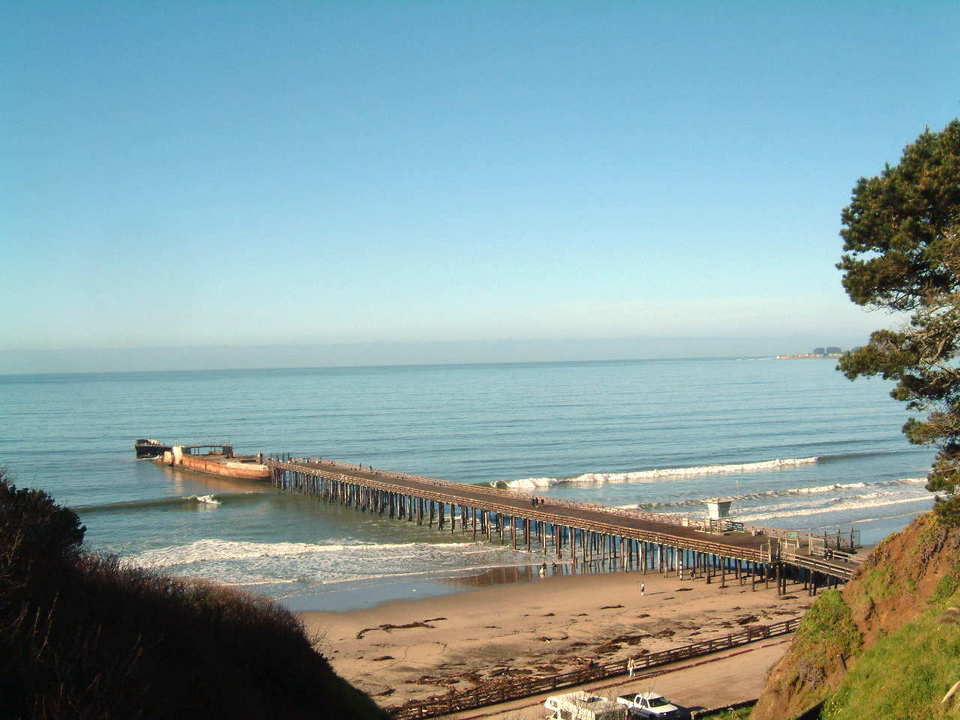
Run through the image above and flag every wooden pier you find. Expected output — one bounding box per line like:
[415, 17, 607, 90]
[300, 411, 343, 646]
[265, 456, 861, 591]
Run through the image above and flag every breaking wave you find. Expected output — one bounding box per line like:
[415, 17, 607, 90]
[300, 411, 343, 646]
[499, 456, 820, 489]
[120, 538, 548, 591]
[735, 495, 935, 523]
[124, 538, 495, 570]
[621, 477, 928, 511]
[611, 476, 932, 527]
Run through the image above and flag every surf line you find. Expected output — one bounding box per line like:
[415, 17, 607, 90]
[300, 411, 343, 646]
[500, 456, 820, 489]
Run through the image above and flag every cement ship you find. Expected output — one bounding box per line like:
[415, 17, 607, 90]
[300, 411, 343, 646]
[134, 440, 270, 481]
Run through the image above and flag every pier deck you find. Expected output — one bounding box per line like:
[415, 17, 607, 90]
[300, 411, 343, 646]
[266, 457, 860, 587]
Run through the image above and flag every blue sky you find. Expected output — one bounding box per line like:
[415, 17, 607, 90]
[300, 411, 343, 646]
[2, 1, 959, 372]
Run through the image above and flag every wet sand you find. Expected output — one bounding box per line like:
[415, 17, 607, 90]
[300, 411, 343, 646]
[299, 568, 811, 707]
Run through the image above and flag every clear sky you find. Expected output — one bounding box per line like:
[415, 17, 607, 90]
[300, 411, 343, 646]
[3, 1, 959, 372]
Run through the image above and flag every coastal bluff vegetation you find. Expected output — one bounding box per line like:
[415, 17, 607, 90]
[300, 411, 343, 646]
[0, 471, 387, 720]
[751, 119, 960, 718]
[751, 510, 960, 720]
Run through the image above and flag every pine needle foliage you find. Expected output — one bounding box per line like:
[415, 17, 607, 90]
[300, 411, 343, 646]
[838, 119, 960, 525]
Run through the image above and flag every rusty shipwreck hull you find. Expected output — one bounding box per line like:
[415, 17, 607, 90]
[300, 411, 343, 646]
[176, 453, 271, 481]
[144, 442, 271, 482]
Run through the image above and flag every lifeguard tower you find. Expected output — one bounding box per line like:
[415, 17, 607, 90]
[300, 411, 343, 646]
[704, 497, 736, 532]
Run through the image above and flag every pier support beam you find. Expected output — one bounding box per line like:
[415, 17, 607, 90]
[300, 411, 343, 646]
[265, 460, 849, 595]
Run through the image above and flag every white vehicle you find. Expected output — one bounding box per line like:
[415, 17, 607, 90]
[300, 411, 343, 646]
[544, 691, 628, 720]
[616, 692, 681, 719]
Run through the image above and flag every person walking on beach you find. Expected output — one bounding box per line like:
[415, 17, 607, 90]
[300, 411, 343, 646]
[640, 582, 645, 596]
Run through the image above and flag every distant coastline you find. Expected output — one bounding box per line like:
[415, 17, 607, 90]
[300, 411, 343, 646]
[775, 353, 843, 360]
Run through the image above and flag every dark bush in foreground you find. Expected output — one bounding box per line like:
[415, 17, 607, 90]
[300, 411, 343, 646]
[0, 471, 387, 719]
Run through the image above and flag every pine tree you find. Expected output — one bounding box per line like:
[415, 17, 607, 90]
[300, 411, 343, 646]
[838, 119, 960, 525]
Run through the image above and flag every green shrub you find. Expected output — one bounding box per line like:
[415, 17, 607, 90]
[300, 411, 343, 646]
[0, 470, 387, 720]
[930, 566, 960, 607]
[793, 589, 861, 660]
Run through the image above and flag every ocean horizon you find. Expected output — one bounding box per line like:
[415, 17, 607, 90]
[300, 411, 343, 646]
[0, 351, 811, 377]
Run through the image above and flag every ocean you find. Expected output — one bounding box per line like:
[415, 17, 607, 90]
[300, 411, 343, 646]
[0, 358, 936, 610]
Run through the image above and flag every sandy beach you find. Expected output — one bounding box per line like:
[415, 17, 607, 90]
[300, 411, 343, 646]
[300, 568, 812, 708]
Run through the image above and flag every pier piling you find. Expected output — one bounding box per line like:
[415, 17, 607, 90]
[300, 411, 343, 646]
[265, 457, 858, 587]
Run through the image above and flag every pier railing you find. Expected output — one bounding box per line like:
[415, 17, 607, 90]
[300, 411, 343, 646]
[285, 458, 722, 531]
[386, 616, 801, 719]
[779, 551, 856, 581]
[281, 458, 848, 552]
[269, 458, 777, 563]
[269, 457, 863, 576]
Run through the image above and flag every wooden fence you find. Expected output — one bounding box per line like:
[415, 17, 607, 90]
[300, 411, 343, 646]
[387, 617, 801, 719]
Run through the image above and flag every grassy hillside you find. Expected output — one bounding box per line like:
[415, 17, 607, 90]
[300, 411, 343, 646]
[751, 512, 960, 720]
[0, 472, 388, 720]
[821, 601, 960, 719]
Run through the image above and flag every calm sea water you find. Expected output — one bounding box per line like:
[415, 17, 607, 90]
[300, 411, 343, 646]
[0, 358, 936, 610]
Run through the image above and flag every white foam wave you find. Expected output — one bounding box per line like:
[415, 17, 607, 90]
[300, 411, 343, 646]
[123, 538, 493, 570]
[796, 482, 863, 493]
[735, 495, 934, 522]
[735, 488, 904, 514]
[310, 561, 551, 587]
[502, 456, 820, 489]
[192, 495, 221, 506]
[121, 536, 549, 591]
[125, 539, 334, 569]
[619, 477, 928, 512]
[220, 578, 302, 587]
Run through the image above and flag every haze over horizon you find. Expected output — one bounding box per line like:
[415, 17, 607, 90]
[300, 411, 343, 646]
[3, 2, 958, 374]
[0, 334, 867, 375]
